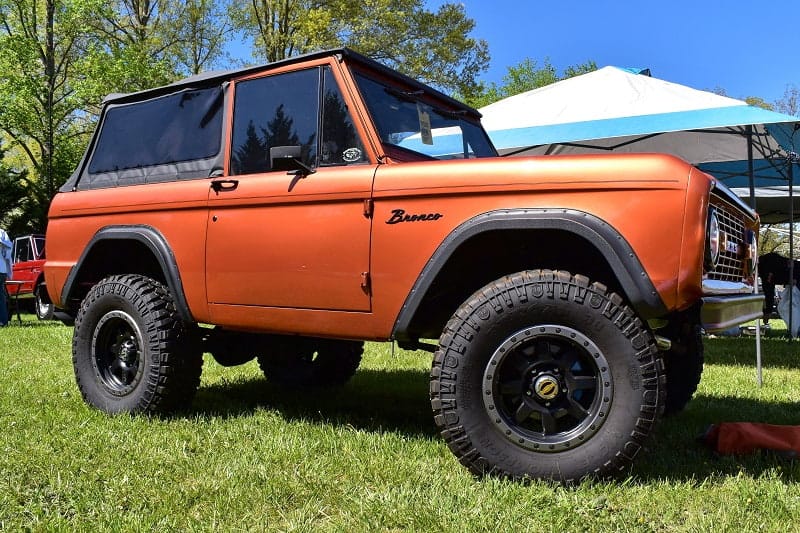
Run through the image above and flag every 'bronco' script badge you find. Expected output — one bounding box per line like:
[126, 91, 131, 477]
[386, 209, 444, 224]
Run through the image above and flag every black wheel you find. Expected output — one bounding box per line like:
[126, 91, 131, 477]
[257, 337, 363, 388]
[431, 270, 664, 482]
[207, 328, 263, 367]
[35, 285, 54, 320]
[72, 274, 202, 414]
[661, 307, 704, 415]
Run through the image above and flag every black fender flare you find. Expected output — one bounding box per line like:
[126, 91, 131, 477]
[392, 208, 668, 341]
[60, 225, 193, 322]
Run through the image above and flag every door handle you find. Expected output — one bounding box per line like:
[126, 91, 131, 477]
[211, 179, 239, 193]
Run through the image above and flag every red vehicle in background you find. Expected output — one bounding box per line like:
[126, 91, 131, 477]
[9, 234, 54, 320]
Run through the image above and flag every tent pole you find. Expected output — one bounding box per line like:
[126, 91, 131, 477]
[747, 125, 762, 385]
[747, 125, 756, 209]
[790, 157, 795, 342]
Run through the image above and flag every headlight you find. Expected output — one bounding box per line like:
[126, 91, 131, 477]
[744, 229, 758, 275]
[705, 207, 720, 271]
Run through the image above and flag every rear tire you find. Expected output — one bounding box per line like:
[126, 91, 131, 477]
[72, 274, 202, 414]
[662, 307, 704, 415]
[431, 270, 664, 482]
[257, 337, 363, 388]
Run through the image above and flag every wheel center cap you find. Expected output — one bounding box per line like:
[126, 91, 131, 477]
[119, 339, 137, 363]
[532, 374, 560, 400]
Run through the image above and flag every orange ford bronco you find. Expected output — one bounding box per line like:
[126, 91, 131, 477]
[46, 49, 762, 482]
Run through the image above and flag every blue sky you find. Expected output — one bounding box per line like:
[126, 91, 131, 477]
[437, 0, 797, 105]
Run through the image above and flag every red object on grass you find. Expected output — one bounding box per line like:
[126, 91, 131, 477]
[703, 422, 800, 455]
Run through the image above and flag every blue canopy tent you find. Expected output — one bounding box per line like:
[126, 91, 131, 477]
[479, 66, 800, 223]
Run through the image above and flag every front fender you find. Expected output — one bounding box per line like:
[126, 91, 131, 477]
[392, 208, 668, 341]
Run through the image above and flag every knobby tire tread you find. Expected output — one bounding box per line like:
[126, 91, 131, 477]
[430, 269, 665, 482]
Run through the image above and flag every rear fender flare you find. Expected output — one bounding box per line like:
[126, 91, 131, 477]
[60, 225, 193, 322]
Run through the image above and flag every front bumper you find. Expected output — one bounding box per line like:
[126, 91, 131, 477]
[701, 293, 764, 332]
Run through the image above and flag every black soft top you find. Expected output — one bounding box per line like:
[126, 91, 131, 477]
[60, 48, 481, 192]
[101, 48, 480, 116]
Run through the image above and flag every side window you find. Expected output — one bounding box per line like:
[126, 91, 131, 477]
[88, 87, 223, 174]
[13, 238, 32, 263]
[33, 237, 45, 259]
[230, 69, 319, 175]
[320, 67, 366, 166]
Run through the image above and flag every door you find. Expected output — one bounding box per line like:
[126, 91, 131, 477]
[206, 65, 374, 312]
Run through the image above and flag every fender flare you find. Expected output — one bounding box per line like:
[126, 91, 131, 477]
[392, 208, 668, 341]
[60, 225, 193, 322]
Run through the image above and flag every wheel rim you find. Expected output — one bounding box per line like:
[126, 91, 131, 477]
[91, 310, 145, 396]
[36, 295, 52, 318]
[483, 325, 613, 452]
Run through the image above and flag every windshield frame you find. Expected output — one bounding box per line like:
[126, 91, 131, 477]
[350, 69, 497, 161]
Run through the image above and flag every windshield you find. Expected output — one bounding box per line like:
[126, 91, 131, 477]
[353, 72, 496, 160]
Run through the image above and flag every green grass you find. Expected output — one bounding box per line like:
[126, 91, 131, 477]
[2, 315, 800, 531]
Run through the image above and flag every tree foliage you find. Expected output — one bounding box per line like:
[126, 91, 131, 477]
[776, 85, 799, 117]
[231, 0, 489, 96]
[0, 139, 28, 234]
[463, 57, 597, 109]
[0, 0, 99, 231]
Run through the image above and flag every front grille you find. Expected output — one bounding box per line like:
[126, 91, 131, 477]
[706, 199, 746, 282]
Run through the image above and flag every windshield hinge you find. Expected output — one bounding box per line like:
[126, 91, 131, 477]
[360, 272, 371, 295]
[363, 198, 374, 218]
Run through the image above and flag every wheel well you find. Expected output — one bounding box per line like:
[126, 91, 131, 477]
[401, 229, 624, 340]
[64, 239, 165, 312]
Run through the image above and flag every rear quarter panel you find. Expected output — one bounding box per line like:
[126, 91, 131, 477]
[45, 179, 211, 320]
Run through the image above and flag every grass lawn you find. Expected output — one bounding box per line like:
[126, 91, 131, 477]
[2, 315, 800, 531]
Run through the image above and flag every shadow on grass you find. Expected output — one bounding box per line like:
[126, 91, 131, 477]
[192, 366, 800, 483]
[3, 319, 64, 329]
[704, 335, 800, 369]
[192, 367, 438, 438]
[633, 392, 800, 483]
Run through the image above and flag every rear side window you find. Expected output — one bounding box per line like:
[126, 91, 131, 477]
[88, 87, 223, 174]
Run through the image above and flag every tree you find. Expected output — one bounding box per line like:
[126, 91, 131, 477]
[776, 85, 799, 117]
[0, 139, 28, 234]
[175, 0, 234, 75]
[463, 57, 597, 109]
[0, 0, 99, 231]
[231, 0, 489, 97]
[77, 0, 184, 106]
[744, 96, 774, 111]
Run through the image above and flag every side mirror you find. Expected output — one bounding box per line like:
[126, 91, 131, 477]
[270, 146, 315, 175]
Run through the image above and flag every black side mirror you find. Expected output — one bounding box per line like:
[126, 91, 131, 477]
[270, 146, 315, 175]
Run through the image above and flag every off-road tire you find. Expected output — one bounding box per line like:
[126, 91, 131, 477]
[430, 270, 665, 482]
[35, 285, 55, 320]
[257, 337, 363, 388]
[72, 274, 203, 414]
[662, 309, 704, 415]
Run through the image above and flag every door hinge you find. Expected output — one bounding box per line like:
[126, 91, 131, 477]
[360, 272, 371, 294]
[363, 198, 374, 218]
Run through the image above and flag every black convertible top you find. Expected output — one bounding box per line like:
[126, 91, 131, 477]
[60, 48, 481, 193]
[102, 48, 480, 116]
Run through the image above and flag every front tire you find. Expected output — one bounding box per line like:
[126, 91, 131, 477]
[431, 270, 664, 482]
[72, 274, 202, 414]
